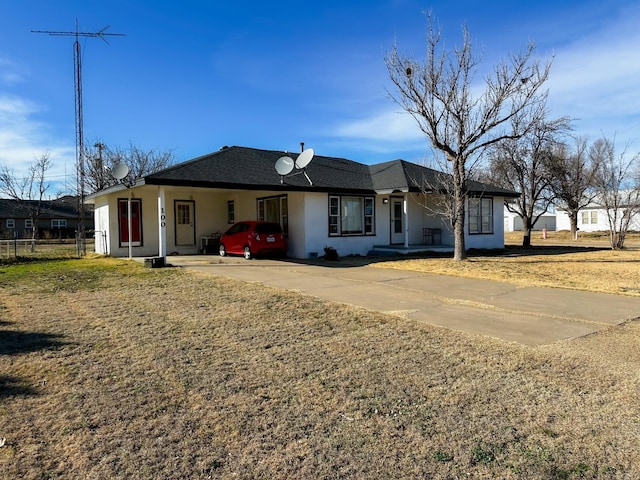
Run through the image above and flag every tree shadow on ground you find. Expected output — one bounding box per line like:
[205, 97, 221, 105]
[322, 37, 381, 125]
[0, 329, 66, 356]
[0, 328, 65, 398]
[0, 375, 39, 398]
[471, 245, 611, 258]
[278, 245, 615, 269]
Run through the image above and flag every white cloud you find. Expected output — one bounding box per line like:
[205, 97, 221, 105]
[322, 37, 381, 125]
[545, 4, 640, 138]
[0, 95, 75, 194]
[0, 56, 27, 86]
[332, 108, 425, 149]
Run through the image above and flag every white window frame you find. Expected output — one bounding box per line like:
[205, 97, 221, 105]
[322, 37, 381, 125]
[6, 219, 15, 229]
[51, 219, 67, 229]
[328, 195, 375, 237]
[25, 219, 33, 229]
[581, 211, 588, 225]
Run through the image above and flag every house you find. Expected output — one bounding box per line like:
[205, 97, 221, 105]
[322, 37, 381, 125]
[0, 196, 93, 239]
[86, 146, 519, 259]
[503, 205, 556, 232]
[556, 196, 640, 233]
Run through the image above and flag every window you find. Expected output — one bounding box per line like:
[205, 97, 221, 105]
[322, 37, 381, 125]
[227, 200, 235, 224]
[25, 219, 33, 229]
[468, 197, 493, 234]
[329, 196, 340, 235]
[581, 210, 598, 225]
[328, 195, 375, 236]
[6, 219, 15, 229]
[257, 195, 288, 235]
[177, 203, 191, 225]
[51, 219, 67, 229]
[581, 211, 588, 225]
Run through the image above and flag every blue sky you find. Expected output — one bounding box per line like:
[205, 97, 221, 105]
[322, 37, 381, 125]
[1, 0, 639, 194]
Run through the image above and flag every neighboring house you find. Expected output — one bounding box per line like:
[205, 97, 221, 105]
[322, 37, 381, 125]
[86, 146, 519, 259]
[0, 196, 94, 239]
[556, 198, 640, 233]
[503, 204, 556, 232]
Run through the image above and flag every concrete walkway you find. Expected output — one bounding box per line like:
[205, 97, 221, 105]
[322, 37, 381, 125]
[165, 255, 640, 346]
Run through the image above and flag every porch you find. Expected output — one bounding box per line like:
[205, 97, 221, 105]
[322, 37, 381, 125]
[368, 243, 454, 256]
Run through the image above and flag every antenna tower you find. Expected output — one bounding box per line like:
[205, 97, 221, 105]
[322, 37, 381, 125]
[33, 20, 125, 255]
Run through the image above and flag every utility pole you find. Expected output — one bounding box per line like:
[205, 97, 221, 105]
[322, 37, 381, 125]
[33, 20, 124, 255]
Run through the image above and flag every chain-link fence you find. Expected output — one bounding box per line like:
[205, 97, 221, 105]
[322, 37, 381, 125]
[0, 239, 93, 261]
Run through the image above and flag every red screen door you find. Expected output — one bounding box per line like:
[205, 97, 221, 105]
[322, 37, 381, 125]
[119, 199, 141, 246]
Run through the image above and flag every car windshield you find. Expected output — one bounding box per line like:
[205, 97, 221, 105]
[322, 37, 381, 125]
[255, 223, 282, 234]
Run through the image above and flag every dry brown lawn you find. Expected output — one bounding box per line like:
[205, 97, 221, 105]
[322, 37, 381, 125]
[1, 251, 639, 479]
[372, 232, 640, 297]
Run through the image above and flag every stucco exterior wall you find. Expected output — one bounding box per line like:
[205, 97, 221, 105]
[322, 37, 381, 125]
[408, 194, 454, 246]
[465, 196, 507, 250]
[93, 201, 110, 255]
[299, 193, 391, 258]
[90, 186, 509, 259]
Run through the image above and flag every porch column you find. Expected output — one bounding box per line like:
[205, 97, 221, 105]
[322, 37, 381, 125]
[158, 187, 167, 258]
[404, 194, 409, 248]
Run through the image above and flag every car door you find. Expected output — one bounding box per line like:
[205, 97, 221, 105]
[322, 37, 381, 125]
[224, 222, 248, 254]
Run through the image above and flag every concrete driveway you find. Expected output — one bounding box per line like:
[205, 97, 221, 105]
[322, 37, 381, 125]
[165, 255, 640, 346]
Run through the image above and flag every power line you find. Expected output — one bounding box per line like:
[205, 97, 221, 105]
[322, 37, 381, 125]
[32, 20, 125, 255]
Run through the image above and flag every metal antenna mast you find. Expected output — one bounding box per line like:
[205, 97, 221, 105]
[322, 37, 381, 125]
[33, 20, 125, 255]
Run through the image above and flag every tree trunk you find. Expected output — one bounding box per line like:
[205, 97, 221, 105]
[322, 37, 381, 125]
[569, 212, 579, 240]
[611, 231, 625, 250]
[452, 156, 467, 261]
[522, 217, 532, 247]
[453, 190, 466, 261]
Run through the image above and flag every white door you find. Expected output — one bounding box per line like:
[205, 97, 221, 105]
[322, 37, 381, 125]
[175, 200, 195, 245]
[391, 199, 404, 244]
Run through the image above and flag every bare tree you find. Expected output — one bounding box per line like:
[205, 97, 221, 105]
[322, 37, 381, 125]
[590, 138, 640, 249]
[413, 151, 480, 236]
[84, 142, 174, 193]
[485, 116, 570, 246]
[547, 137, 601, 240]
[385, 13, 551, 260]
[415, 154, 457, 232]
[0, 152, 53, 250]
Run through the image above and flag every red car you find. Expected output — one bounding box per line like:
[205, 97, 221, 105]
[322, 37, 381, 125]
[218, 221, 287, 260]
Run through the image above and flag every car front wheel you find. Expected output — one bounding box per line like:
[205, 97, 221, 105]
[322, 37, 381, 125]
[219, 244, 227, 257]
[243, 246, 252, 260]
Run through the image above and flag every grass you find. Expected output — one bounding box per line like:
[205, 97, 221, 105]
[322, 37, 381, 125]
[1, 247, 639, 478]
[370, 232, 640, 297]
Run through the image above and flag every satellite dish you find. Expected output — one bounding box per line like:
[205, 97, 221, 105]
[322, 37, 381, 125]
[275, 156, 294, 175]
[112, 163, 129, 180]
[295, 148, 314, 169]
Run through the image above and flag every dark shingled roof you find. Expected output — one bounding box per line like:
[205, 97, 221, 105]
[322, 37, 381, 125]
[0, 196, 82, 219]
[369, 159, 519, 197]
[143, 145, 519, 197]
[145, 146, 373, 193]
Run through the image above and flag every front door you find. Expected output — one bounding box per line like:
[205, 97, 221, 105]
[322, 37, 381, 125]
[175, 200, 195, 245]
[391, 199, 404, 244]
